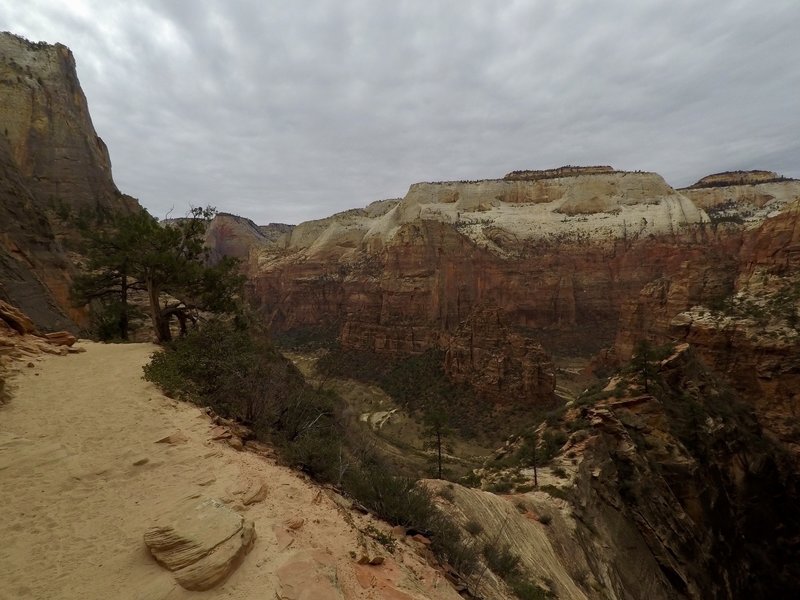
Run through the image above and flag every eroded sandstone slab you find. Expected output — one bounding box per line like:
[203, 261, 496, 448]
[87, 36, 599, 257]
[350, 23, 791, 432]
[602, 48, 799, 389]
[143, 495, 255, 590]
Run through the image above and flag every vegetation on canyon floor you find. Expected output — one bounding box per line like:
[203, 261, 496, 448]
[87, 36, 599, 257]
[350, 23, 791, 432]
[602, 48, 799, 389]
[142, 318, 487, 586]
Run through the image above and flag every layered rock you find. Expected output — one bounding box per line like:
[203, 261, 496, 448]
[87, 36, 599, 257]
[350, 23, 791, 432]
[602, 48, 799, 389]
[1, 299, 82, 361]
[252, 168, 710, 362]
[437, 346, 800, 599]
[680, 172, 800, 224]
[443, 306, 555, 404]
[204, 212, 268, 262]
[685, 170, 794, 188]
[0, 33, 139, 331]
[0, 33, 136, 213]
[143, 495, 256, 591]
[615, 198, 800, 457]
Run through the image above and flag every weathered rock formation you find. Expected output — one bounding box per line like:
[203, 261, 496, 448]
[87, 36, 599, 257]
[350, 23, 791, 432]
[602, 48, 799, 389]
[0, 33, 136, 213]
[435, 346, 800, 599]
[443, 305, 555, 404]
[1, 298, 79, 361]
[0, 33, 138, 331]
[253, 169, 708, 354]
[680, 173, 800, 224]
[615, 196, 800, 459]
[250, 167, 713, 403]
[204, 212, 268, 262]
[143, 495, 256, 591]
[685, 170, 794, 189]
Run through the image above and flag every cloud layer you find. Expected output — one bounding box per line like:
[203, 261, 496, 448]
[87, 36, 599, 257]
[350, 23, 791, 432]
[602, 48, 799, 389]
[4, 0, 799, 224]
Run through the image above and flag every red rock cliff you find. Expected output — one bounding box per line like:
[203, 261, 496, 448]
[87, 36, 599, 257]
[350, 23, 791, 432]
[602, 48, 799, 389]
[0, 33, 139, 330]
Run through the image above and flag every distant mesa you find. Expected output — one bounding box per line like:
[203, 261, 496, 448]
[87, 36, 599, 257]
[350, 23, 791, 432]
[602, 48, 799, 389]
[685, 170, 795, 189]
[503, 165, 617, 180]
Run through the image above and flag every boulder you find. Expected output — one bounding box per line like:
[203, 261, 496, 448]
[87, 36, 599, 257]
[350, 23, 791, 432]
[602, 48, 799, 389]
[143, 495, 255, 591]
[0, 300, 35, 335]
[43, 331, 77, 346]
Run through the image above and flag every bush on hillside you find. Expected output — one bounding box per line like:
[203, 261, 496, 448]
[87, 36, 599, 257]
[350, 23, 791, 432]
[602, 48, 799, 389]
[318, 347, 503, 440]
[143, 319, 305, 426]
[143, 319, 481, 580]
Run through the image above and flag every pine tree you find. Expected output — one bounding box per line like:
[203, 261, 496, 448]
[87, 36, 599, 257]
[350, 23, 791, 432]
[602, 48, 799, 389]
[423, 405, 453, 479]
[73, 206, 243, 342]
[630, 339, 659, 393]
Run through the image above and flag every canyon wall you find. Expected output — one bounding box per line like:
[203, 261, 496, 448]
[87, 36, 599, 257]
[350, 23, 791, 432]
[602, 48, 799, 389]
[249, 167, 799, 416]
[249, 168, 713, 403]
[0, 33, 138, 330]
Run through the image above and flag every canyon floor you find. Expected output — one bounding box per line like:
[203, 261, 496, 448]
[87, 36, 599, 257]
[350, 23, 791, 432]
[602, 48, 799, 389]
[0, 342, 461, 600]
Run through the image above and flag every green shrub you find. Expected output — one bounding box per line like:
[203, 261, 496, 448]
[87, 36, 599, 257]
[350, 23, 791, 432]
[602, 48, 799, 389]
[364, 524, 397, 553]
[540, 485, 570, 501]
[460, 471, 482, 487]
[482, 542, 520, 579]
[317, 347, 519, 442]
[486, 480, 514, 494]
[143, 319, 481, 580]
[510, 579, 553, 599]
[465, 520, 484, 535]
[143, 319, 307, 427]
[437, 486, 455, 502]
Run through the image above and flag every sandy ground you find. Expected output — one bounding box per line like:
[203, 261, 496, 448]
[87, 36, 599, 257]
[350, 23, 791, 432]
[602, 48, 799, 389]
[0, 342, 460, 600]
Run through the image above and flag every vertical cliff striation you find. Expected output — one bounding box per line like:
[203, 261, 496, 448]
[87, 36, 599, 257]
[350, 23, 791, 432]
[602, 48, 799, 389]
[0, 33, 139, 330]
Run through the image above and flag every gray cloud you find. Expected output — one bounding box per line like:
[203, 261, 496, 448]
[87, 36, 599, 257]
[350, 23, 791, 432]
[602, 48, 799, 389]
[3, 0, 799, 224]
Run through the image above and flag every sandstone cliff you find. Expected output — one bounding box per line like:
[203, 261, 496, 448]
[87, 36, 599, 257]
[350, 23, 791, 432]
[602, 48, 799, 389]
[204, 213, 268, 262]
[0, 33, 136, 213]
[250, 167, 712, 402]
[615, 196, 800, 460]
[432, 346, 800, 599]
[0, 33, 139, 330]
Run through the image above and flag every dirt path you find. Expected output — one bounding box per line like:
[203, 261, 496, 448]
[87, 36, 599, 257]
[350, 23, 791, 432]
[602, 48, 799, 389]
[0, 342, 460, 600]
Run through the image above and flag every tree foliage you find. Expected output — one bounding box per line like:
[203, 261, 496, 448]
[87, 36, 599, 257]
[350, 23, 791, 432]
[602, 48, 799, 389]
[73, 206, 243, 342]
[422, 404, 453, 479]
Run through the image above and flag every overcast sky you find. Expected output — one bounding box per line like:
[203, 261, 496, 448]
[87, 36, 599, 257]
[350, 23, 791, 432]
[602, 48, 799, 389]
[3, 1, 799, 224]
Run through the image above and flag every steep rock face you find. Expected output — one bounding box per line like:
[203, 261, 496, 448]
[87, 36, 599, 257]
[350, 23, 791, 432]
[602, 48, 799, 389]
[205, 212, 268, 262]
[0, 137, 77, 330]
[572, 347, 800, 599]
[251, 169, 710, 361]
[442, 306, 556, 404]
[443, 347, 800, 599]
[615, 199, 800, 458]
[680, 176, 800, 224]
[0, 33, 135, 213]
[0, 33, 138, 330]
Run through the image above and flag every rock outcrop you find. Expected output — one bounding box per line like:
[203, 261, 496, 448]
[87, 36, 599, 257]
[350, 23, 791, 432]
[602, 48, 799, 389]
[1, 298, 81, 360]
[205, 212, 268, 262]
[680, 173, 800, 224]
[685, 170, 794, 188]
[0, 32, 139, 331]
[615, 198, 800, 459]
[252, 168, 709, 362]
[0, 298, 35, 335]
[436, 346, 800, 599]
[443, 306, 555, 404]
[0, 33, 136, 213]
[250, 167, 712, 401]
[143, 495, 256, 591]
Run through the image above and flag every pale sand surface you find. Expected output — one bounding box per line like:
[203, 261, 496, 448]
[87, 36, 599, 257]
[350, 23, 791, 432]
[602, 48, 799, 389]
[0, 342, 459, 600]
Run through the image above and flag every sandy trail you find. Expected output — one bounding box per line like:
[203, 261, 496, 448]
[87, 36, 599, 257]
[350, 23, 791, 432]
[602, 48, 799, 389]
[0, 342, 459, 600]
